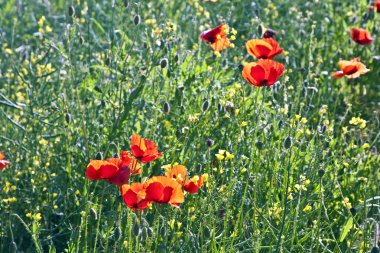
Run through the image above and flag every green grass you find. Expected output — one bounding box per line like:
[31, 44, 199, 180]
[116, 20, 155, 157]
[0, 0, 379, 252]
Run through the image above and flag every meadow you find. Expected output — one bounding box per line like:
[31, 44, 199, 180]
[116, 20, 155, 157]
[0, 0, 379, 252]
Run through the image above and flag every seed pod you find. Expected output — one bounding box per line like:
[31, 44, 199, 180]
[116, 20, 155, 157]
[202, 100, 210, 112]
[163, 101, 170, 113]
[160, 58, 168, 68]
[68, 6, 75, 17]
[134, 15, 141, 25]
[206, 138, 214, 147]
[256, 141, 264, 150]
[284, 136, 292, 149]
[95, 152, 103, 160]
[263, 28, 276, 38]
[156, 244, 167, 253]
[257, 24, 264, 36]
[65, 113, 72, 124]
[318, 168, 325, 177]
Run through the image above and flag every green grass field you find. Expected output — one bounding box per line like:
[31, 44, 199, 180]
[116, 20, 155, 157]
[0, 0, 379, 252]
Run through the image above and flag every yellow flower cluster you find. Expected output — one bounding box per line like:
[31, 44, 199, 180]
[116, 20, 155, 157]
[215, 149, 234, 161]
[26, 212, 42, 221]
[349, 117, 366, 129]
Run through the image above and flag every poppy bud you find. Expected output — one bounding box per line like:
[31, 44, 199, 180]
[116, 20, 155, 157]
[371, 246, 380, 253]
[156, 244, 167, 253]
[174, 54, 179, 62]
[140, 227, 148, 241]
[349, 207, 356, 215]
[278, 120, 283, 128]
[79, 36, 85, 44]
[60, 93, 66, 101]
[263, 28, 277, 38]
[238, 64, 244, 71]
[321, 125, 327, 133]
[256, 141, 264, 150]
[163, 101, 170, 113]
[134, 15, 141, 25]
[68, 6, 75, 17]
[284, 136, 292, 149]
[160, 58, 168, 68]
[202, 100, 210, 112]
[65, 113, 72, 124]
[124, 0, 130, 8]
[318, 168, 325, 177]
[218, 103, 225, 112]
[95, 152, 103, 160]
[206, 138, 214, 147]
[257, 24, 264, 36]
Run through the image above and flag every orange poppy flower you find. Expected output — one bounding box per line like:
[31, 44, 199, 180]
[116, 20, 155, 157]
[242, 59, 285, 87]
[144, 176, 184, 207]
[350, 28, 374, 45]
[165, 164, 187, 183]
[369, 0, 380, 12]
[246, 38, 283, 59]
[86, 151, 136, 185]
[85, 160, 120, 180]
[0, 152, 10, 171]
[184, 175, 204, 194]
[200, 24, 231, 51]
[121, 183, 151, 210]
[165, 165, 204, 194]
[130, 134, 162, 163]
[331, 58, 370, 79]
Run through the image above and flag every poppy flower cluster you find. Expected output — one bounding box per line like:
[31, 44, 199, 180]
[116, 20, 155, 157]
[0, 152, 10, 171]
[200, 24, 285, 87]
[121, 165, 205, 210]
[85, 134, 205, 211]
[243, 35, 285, 87]
[331, 6, 375, 79]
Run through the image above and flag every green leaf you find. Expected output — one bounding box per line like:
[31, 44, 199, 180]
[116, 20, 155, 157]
[5, 0, 15, 13]
[339, 217, 353, 242]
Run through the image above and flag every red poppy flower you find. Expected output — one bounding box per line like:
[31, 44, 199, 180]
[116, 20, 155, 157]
[246, 38, 283, 59]
[200, 24, 231, 51]
[121, 183, 151, 210]
[144, 176, 184, 207]
[0, 152, 10, 171]
[130, 134, 162, 163]
[242, 59, 285, 87]
[350, 28, 374, 45]
[369, 0, 380, 12]
[86, 151, 136, 185]
[331, 58, 369, 79]
[85, 160, 119, 180]
[184, 175, 204, 194]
